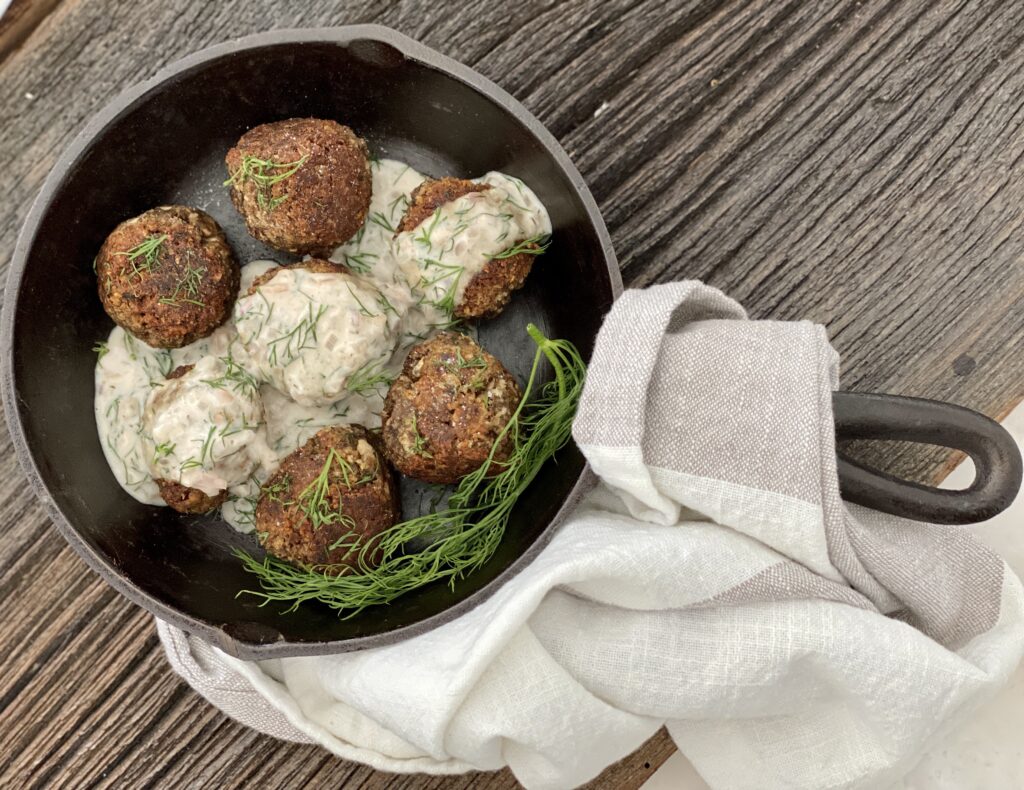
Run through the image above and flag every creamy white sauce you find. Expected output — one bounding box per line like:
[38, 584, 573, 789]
[95, 329, 171, 505]
[331, 160, 451, 347]
[331, 160, 426, 284]
[93, 158, 551, 533]
[388, 171, 552, 313]
[233, 268, 403, 407]
[144, 355, 273, 497]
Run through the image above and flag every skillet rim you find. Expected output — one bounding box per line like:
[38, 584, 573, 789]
[0, 25, 623, 659]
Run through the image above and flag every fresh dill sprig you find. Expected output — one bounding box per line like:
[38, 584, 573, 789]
[445, 347, 486, 372]
[116, 234, 167, 278]
[153, 441, 176, 464]
[375, 290, 398, 317]
[368, 212, 396, 233]
[387, 193, 410, 218]
[413, 208, 443, 247]
[468, 369, 488, 392]
[236, 325, 586, 616]
[487, 235, 550, 260]
[159, 263, 207, 307]
[345, 282, 376, 317]
[228, 483, 260, 530]
[342, 252, 377, 275]
[180, 425, 217, 472]
[267, 303, 327, 366]
[346, 360, 393, 397]
[295, 449, 357, 532]
[203, 355, 259, 397]
[224, 154, 309, 211]
[92, 341, 109, 360]
[418, 259, 464, 315]
[409, 413, 432, 458]
[261, 474, 292, 504]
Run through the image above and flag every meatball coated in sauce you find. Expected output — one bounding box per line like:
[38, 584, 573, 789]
[232, 258, 399, 407]
[381, 332, 522, 484]
[244, 257, 348, 296]
[150, 364, 226, 514]
[225, 118, 372, 256]
[255, 426, 399, 571]
[95, 205, 239, 349]
[399, 177, 541, 320]
[145, 359, 267, 514]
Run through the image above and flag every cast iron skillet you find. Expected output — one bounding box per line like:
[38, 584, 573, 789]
[2, 27, 1020, 660]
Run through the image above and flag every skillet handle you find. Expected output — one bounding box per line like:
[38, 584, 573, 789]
[833, 391, 1022, 525]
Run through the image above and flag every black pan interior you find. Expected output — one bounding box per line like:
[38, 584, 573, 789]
[6, 32, 617, 657]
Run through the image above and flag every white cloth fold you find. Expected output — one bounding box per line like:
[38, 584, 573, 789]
[158, 282, 1024, 789]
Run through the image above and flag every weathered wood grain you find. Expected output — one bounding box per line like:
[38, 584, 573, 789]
[0, 0, 63, 61]
[0, 0, 1021, 787]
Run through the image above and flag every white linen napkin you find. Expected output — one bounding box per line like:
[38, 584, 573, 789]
[158, 281, 1024, 789]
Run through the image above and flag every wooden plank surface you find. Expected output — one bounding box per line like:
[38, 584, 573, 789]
[0, 0, 61, 60]
[0, 0, 1022, 787]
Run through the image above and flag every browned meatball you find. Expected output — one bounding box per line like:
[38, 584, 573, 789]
[156, 479, 228, 515]
[399, 178, 540, 320]
[151, 363, 227, 515]
[225, 118, 372, 256]
[255, 426, 400, 572]
[95, 206, 239, 348]
[381, 332, 521, 484]
[244, 258, 348, 297]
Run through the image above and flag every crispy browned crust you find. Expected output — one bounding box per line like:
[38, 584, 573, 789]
[397, 177, 487, 232]
[381, 332, 521, 484]
[156, 479, 228, 514]
[454, 250, 537, 320]
[255, 425, 400, 573]
[225, 118, 372, 256]
[95, 205, 240, 349]
[398, 177, 539, 320]
[244, 258, 349, 297]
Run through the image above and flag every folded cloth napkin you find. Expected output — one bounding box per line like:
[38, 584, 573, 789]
[158, 282, 1024, 789]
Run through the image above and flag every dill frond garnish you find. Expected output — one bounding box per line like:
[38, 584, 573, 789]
[295, 449, 357, 532]
[346, 360, 393, 397]
[267, 303, 327, 366]
[159, 263, 207, 307]
[180, 425, 217, 472]
[375, 290, 398, 317]
[203, 355, 259, 397]
[369, 211, 397, 233]
[228, 484, 259, 530]
[418, 259, 464, 315]
[388, 193, 410, 217]
[153, 441, 176, 464]
[224, 155, 308, 211]
[342, 252, 378, 275]
[344, 282, 376, 317]
[261, 474, 292, 504]
[487, 235, 550, 260]
[235, 325, 586, 616]
[413, 208, 443, 247]
[92, 341, 109, 360]
[445, 347, 486, 372]
[409, 413, 432, 458]
[116, 234, 167, 278]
